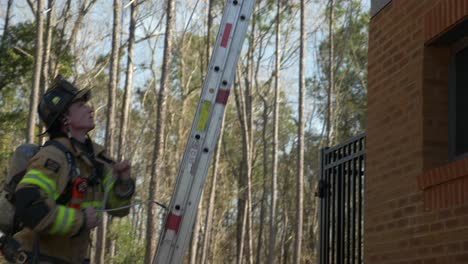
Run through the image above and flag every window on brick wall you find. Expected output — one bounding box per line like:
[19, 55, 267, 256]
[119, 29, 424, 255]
[449, 37, 468, 159]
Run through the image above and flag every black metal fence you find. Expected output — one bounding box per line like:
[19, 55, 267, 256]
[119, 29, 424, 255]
[317, 134, 366, 264]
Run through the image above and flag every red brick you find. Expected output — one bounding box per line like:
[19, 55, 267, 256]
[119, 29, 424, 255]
[430, 222, 444, 232]
[465, 178, 468, 203]
[449, 0, 454, 25]
[463, 180, 468, 203]
[452, 0, 457, 23]
[463, 241, 468, 251]
[436, 3, 442, 36]
[465, 0, 468, 17]
[367, 1, 468, 263]
[445, 218, 459, 229]
[448, 242, 461, 253]
[454, 0, 460, 20]
[438, 208, 454, 219]
[455, 253, 468, 263]
[442, 1, 447, 28]
[423, 258, 437, 264]
[454, 205, 468, 216]
[430, 8, 436, 40]
[449, 181, 456, 205]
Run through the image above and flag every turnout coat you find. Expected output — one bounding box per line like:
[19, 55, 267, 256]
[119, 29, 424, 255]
[14, 137, 134, 264]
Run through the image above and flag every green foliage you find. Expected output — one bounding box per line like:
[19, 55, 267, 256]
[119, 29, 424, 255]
[0, 22, 74, 93]
[0, 23, 35, 92]
[109, 219, 145, 264]
[0, 22, 74, 181]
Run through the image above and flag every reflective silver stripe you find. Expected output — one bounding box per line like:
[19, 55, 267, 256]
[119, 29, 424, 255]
[21, 173, 57, 198]
[50, 206, 75, 235]
[57, 207, 70, 234]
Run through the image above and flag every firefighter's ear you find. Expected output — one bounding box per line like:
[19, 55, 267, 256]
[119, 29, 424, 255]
[62, 115, 70, 126]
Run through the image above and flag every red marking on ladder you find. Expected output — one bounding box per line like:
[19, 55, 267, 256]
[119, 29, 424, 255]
[165, 212, 182, 233]
[216, 89, 230, 105]
[221, 23, 232, 48]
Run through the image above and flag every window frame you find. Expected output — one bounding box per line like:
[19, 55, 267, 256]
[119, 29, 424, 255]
[448, 36, 468, 160]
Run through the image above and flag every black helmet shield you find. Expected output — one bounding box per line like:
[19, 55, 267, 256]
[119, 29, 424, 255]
[37, 75, 91, 133]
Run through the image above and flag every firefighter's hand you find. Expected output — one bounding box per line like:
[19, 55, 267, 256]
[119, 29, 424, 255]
[83, 207, 99, 230]
[113, 160, 131, 180]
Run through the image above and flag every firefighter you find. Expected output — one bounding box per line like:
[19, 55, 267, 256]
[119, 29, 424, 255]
[13, 76, 135, 264]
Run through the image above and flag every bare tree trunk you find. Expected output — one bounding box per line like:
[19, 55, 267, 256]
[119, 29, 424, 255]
[52, 0, 71, 78]
[206, 0, 213, 69]
[293, 0, 305, 263]
[111, 2, 137, 262]
[145, 0, 175, 262]
[39, 0, 55, 145]
[280, 212, 289, 264]
[139, 162, 152, 243]
[326, 0, 335, 146]
[245, 9, 256, 264]
[27, 0, 44, 143]
[237, 199, 248, 264]
[233, 79, 246, 264]
[118, 0, 137, 160]
[25, 0, 37, 17]
[241, 73, 254, 264]
[268, 0, 281, 263]
[96, 1, 121, 263]
[255, 98, 269, 264]
[233, 68, 254, 264]
[41, 0, 54, 93]
[1, 0, 14, 45]
[143, 33, 160, 263]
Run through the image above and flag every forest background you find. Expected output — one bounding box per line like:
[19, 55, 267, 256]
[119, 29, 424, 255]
[0, 0, 369, 263]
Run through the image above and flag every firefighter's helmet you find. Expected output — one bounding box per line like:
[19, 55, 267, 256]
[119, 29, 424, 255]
[38, 76, 91, 132]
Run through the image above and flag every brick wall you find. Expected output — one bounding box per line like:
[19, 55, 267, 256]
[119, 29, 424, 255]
[366, 0, 468, 263]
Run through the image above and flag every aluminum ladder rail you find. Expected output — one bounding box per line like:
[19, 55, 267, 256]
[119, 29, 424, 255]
[153, 0, 256, 263]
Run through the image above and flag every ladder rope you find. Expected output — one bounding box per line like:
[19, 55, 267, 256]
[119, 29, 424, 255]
[98, 199, 167, 212]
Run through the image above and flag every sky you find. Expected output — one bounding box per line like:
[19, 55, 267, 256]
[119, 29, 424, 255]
[0, 0, 371, 133]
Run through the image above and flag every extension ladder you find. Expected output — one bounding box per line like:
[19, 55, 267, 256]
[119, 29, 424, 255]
[153, 0, 256, 263]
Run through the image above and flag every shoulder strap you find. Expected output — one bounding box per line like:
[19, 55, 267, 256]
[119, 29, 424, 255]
[43, 140, 77, 205]
[97, 153, 114, 165]
[43, 140, 76, 176]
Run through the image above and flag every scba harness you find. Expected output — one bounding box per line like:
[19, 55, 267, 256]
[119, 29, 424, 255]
[0, 140, 98, 263]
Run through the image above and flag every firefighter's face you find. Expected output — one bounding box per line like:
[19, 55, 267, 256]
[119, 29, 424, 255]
[66, 100, 95, 132]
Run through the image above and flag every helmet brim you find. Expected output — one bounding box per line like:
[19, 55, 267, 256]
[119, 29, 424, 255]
[73, 88, 91, 102]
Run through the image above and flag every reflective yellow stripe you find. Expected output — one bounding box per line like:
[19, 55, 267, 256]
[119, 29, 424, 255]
[50, 206, 75, 235]
[82, 201, 104, 217]
[50, 207, 64, 234]
[20, 170, 57, 199]
[103, 173, 115, 193]
[81, 201, 103, 208]
[108, 193, 130, 208]
[64, 209, 75, 234]
[197, 100, 211, 131]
